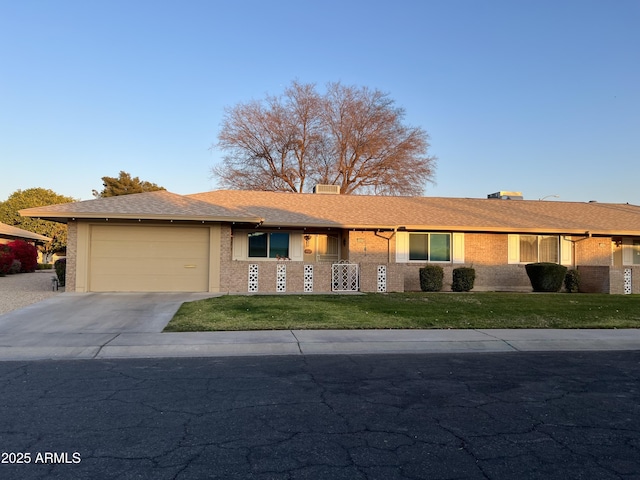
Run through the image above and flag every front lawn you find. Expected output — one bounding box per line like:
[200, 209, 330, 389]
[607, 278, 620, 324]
[164, 293, 640, 332]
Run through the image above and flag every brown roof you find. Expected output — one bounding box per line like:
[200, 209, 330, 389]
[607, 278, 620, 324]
[189, 190, 640, 236]
[0, 222, 51, 243]
[19, 190, 262, 224]
[19, 189, 640, 236]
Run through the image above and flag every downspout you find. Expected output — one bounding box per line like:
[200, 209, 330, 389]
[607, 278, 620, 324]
[374, 228, 398, 264]
[563, 231, 591, 268]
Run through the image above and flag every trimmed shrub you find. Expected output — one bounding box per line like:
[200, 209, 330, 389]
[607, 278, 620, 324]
[452, 267, 476, 292]
[37, 263, 54, 270]
[419, 265, 443, 292]
[7, 240, 38, 273]
[54, 258, 66, 287]
[0, 246, 15, 276]
[564, 269, 580, 293]
[525, 262, 568, 292]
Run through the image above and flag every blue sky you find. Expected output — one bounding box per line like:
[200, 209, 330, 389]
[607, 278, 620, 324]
[1, 0, 638, 204]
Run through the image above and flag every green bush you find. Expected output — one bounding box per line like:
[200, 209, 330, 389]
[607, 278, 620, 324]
[419, 265, 443, 292]
[525, 262, 568, 292]
[37, 263, 54, 270]
[452, 267, 476, 292]
[564, 269, 580, 293]
[54, 258, 66, 287]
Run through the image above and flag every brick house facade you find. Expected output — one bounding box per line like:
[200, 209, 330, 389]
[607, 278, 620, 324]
[21, 189, 640, 294]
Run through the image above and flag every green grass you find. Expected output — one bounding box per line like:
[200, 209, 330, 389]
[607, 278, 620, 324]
[164, 292, 640, 332]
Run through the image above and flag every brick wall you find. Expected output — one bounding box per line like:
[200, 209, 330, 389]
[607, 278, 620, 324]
[580, 266, 640, 294]
[218, 225, 232, 293]
[220, 231, 627, 294]
[397, 264, 532, 292]
[359, 263, 404, 292]
[609, 266, 640, 295]
[396, 233, 531, 292]
[66, 220, 77, 291]
[577, 266, 610, 293]
[465, 233, 506, 264]
[575, 237, 612, 265]
[348, 231, 393, 264]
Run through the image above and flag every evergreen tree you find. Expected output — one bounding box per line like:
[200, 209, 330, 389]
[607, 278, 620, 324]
[92, 171, 165, 197]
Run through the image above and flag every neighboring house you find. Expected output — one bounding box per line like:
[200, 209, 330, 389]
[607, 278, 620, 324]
[20, 189, 640, 294]
[0, 222, 51, 246]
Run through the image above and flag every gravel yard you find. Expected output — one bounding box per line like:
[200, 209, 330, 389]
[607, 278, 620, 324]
[0, 270, 63, 316]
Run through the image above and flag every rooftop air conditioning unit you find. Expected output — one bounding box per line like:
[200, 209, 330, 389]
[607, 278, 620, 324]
[313, 184, 341, 195]
[487, 191, 523, 200]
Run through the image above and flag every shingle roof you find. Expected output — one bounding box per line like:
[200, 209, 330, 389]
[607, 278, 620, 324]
[0, 222, 51, 243]
[19, 189, 640, 236]
[19, 190, 262, 224]
[189, 190, 640, 236]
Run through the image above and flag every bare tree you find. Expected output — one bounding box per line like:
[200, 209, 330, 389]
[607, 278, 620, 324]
[214, 82, 324, 193]
[213, 81, 436, 195]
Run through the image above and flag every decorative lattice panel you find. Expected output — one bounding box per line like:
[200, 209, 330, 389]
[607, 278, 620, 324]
[276, 264, 287, 292]
[624, 268, 632, 295]
[248, 264, 259, 292]
[304, 265, 313, 292]
[377, 265, 387, 293]
[332, 261, 359, 292]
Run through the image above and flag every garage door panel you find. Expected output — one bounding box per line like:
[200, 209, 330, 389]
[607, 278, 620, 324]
[90, 258, 207, 276]
[90, 271, 207, 292]
[89, 225, 210, 292]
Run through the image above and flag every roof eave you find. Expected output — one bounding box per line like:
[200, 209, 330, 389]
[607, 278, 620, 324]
[21, 212, 264, 224]
[261, 222, 640, 236]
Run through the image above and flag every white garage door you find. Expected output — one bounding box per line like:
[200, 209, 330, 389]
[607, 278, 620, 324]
[89, 225, 210, 292]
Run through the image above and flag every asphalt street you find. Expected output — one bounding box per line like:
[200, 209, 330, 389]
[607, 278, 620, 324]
[1, 351, 640, 480]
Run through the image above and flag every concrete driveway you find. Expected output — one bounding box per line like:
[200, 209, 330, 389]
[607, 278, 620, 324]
[0, 292, 220, 360]
[0, 292, 217, 334]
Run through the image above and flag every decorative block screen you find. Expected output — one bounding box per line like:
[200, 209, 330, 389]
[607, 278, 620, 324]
[304, 265, 313, 292]
[248, 264, 259, 292]
[624, 268, 632, 295]
[377, 265, 387, 292]
[276, 264, 287, 292]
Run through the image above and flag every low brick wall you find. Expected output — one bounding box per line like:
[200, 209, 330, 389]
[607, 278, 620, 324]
[609, 266, 639, 294]
[399, 264, 532, 292]
[227, 261, 335, 293]
[225, 261, 541, 294]
[578, 266, 610, 293]
[224, 260, 640, 294]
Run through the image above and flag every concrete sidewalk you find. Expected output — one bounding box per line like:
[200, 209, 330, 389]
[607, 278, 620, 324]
[1, 328, 640, 361]
[1, 291, 639, 361]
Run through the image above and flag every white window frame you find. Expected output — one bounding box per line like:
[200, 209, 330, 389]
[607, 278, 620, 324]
[622, 238, 640, 266]
[396, 232, 464, 264]
[233, 230, 303, 261]
[508, 234, 572, 265]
